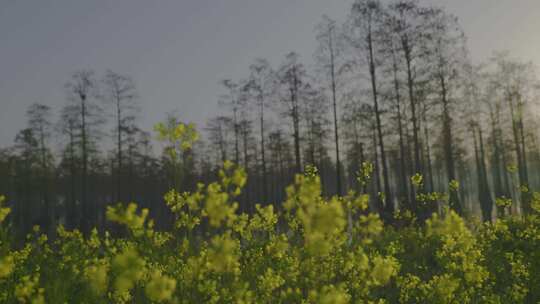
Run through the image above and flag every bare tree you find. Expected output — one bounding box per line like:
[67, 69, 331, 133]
[245, 58, 275, 200]
[315, 15, 346, 195]
[427, 9, 467, 214]
[219, 79, 243, 164]
[277, 52, 309, 173]
[380, 13, 411, 208]
[386, 0, 432, 177]
[489, 52, 540, 214]
[348, 0, 394, 217]
[65, 70, 103, 233]
[101, 70, 138, 202]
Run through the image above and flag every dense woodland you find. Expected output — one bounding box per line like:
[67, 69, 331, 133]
[5, 1, 540, 303]
[2, 0, 540, 237]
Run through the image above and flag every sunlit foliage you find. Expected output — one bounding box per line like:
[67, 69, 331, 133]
[1, 168, 539, 303]
[1, 127, 540, 303]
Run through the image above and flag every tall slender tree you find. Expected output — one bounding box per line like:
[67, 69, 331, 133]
[101, 70, 138, 202]
[277, 52, 308, 174]
[245, 58, 275, 201]
[427, 8, 467, 214]
[315, 15, 346, 195]
[219, 79, 242, 165]
[380, 14, 410, 208]
[65, 70, 102, 233]
[387, 0, 429, 177]
[349, 0, 394, 217]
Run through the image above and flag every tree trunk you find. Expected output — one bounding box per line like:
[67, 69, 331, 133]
[259, 94, 268, 201]
[508, 93, 529, 214]
[391, 50, 409, 207]
[367, 22, 393, 217]
[490, 109, 504, 200]
[402, 41, 422, 176]
[422, 103, 434, 193]
[372, 128, 383, 213]
[439, 70, 461, 215]
[116, 97, 122, 202]
[80, 93, 89, 233]
[68, 123, 76, 229]
[517, 98, 531, 213]
[292, 69, 302, 174]
[478, 127, 494, 222]
[329, 27, 342, 196]
[233, 108, 240, 165]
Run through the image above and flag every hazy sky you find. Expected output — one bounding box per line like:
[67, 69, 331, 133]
[1, 0, 539, 148]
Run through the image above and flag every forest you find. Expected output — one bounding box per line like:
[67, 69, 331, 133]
[1, 0, 540, 303]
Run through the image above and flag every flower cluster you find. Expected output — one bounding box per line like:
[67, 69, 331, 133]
[0, 160, 540, 303]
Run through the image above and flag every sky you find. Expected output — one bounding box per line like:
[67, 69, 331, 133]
[1, 0, 540, 148]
